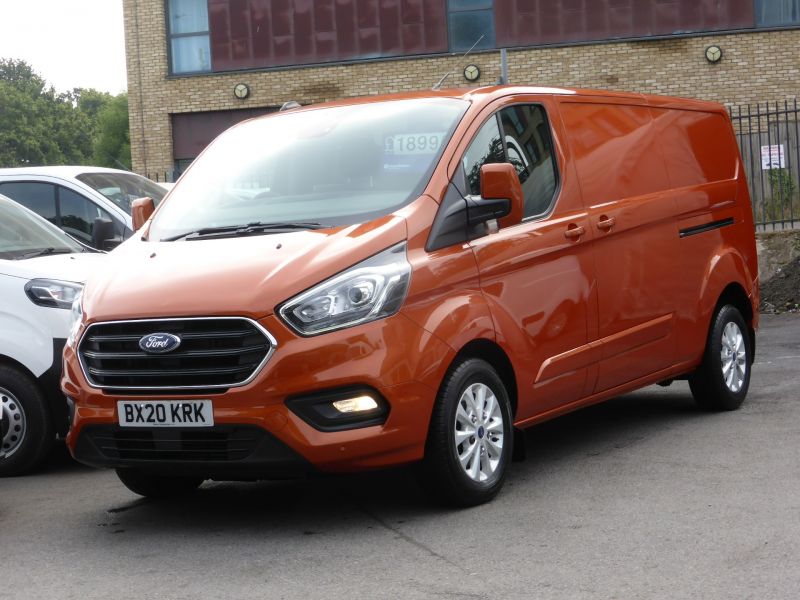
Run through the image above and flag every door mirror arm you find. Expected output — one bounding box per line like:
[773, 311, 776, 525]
[466, 196, 511, 228]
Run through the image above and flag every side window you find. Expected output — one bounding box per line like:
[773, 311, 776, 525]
[0, 182, 57, 225]
[462, 117, 505, 196]
[58, 187, 114, 244]
[499, 105, 558, 218]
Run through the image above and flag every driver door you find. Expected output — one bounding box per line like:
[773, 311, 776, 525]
[464, 99, 597, 422]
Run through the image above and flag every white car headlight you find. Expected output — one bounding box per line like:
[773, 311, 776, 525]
[66, 290, 84, 347]
[279, 242, 411, 335]
[24, 278, 83, 309]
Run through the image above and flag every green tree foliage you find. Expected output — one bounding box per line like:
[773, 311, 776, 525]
[92, 94, 131, 169]
[0, 58, 130, 169]
[74, 88, 113, 124]
[0, 59, 47, 95]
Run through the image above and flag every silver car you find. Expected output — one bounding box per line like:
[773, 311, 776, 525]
[0, 166, 168, 250]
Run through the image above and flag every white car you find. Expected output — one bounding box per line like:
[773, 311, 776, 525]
[0, 166, 168, 251]
[0, 194, 106, 475]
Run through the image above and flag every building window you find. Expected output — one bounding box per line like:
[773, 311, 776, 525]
[448, 0, 495, 52]
[756, 0, 800, 26]
[168, 0, 211, 74]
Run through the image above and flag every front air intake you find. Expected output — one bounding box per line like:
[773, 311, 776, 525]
[78, 317, 275, 390]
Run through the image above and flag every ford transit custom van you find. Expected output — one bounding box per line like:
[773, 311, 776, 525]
[62, 87, 758, 505]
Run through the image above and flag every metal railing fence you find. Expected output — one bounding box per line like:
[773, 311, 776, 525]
[145, 171, 176, 184]
[730, 100, 800, 231]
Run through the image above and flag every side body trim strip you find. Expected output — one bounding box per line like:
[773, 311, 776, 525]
[679, 217, 734, 238]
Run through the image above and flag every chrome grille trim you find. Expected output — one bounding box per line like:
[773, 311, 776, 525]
[77, 317, 277, 391]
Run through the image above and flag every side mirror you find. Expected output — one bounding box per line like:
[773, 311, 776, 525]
[131, 197, 155, 231]
[91, 218, 117, 251]
[479, 163, 524, 228]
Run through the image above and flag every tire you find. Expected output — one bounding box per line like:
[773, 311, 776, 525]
[689, 304, 752, 411]
[116, 468, 204, 498]
[419, 358, 513, 507]
[0, 364, 54, 477]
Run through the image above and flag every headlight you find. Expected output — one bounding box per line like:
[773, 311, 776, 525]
[24, 279, 83, 309]
[279, 242, 411, 335]
[66, 290, 84, 347]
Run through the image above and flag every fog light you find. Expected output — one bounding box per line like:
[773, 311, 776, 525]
[285, 386, 389, 432]
[332, 395, 378, 413]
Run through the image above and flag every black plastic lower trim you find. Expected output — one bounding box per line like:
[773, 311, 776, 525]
[38, 338, 68, 435]
[73, 424, 314, 480]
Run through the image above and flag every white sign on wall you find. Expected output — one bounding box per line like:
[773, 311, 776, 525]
[761, 144, 786, 170]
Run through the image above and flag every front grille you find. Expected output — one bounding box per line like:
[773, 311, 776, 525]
[85, 425, 264, 462]
[78, 317, 274, 390]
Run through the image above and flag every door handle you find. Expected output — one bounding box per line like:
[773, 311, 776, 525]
[597, 216, 616, 231]
[564, 224, 585, 240]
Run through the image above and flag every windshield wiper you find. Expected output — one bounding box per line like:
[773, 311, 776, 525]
[162, 221, 323, 242]
[16, 247, 75, 260]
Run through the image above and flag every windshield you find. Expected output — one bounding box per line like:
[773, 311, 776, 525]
[76, 172, 167, 214]
[0, 195, 85, 260]
[148, 98, 468, 242]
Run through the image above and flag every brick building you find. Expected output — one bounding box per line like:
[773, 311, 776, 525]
[123, 0, 800, 178]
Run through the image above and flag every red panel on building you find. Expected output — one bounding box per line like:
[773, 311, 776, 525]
[495, 0, 755, 48]
[209, 0, 448, 72]
[172, 108, 276, 161]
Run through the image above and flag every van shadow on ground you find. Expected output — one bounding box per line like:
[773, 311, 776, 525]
[82, 386, 707, 536]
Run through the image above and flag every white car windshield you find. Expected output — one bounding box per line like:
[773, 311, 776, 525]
[76, 172, 167, 213]
[148, 98, 468, 242]
[0, 195, 85, 260]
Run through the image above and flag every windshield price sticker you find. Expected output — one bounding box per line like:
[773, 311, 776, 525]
[385, 133, 445, 155]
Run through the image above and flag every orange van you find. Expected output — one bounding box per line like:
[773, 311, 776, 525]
[62, 86, 758, 506]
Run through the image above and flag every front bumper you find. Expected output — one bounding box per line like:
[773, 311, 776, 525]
[73, 424, 313, 479]
[63, 312, 453, 476]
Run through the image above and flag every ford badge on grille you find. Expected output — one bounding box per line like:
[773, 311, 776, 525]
[139, 333, 181, 354]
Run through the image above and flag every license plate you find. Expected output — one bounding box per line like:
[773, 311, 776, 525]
[117, 400, 214, 427]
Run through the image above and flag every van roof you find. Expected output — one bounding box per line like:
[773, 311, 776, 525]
[269, 85, 726, 116]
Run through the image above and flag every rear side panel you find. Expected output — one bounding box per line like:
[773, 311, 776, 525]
[558, 97, 681, 393]
[650, 103, 758, 364]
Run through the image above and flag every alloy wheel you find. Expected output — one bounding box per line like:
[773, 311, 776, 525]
[453, 383, 505, 482]
[720, 321, 747, 393]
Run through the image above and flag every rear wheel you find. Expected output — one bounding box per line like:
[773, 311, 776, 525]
[419, 358, 513, 507]
[116, 468, 204, 498]
[0, 365, 54, 477]
[689, 304, 752, 411]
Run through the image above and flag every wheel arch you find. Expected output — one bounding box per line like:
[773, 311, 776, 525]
[0, 351, 65, 435]
[0, 353, 38, 381]
[714, 282, 756, 360]
[695, 247, 757, 362]
[444, 338, 518, 418]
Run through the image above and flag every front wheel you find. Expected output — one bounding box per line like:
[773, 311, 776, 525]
[116, 468, 204, 498]
[419, 358, 513, 507]
[689, 304, 752, 411]
[0, 365, 54, 476]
